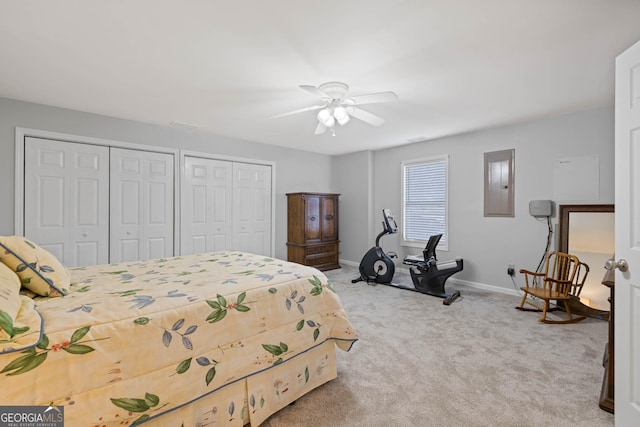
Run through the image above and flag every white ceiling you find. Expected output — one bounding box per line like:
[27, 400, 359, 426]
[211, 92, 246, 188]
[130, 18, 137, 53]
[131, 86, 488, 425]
[1, 1, 640, 156]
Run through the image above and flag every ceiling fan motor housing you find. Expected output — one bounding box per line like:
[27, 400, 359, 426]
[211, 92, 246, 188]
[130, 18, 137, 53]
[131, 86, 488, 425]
[318, 81, 349, 101]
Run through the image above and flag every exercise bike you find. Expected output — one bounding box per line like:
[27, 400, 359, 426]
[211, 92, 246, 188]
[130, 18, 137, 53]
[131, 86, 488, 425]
[352, 209, 398, 284]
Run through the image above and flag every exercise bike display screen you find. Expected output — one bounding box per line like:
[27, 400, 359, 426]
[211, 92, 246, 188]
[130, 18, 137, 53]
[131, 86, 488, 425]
[382, 209, 398, 234]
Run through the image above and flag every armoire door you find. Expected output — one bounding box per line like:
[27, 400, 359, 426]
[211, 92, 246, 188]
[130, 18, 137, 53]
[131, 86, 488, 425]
[303, 195, 321, 243]
[232, 162, 272, 256]
[24, 137, 109, 267]
[181, 156, 233, 255]
[110, 148, 175, 263]
[320, 195, 338, 242]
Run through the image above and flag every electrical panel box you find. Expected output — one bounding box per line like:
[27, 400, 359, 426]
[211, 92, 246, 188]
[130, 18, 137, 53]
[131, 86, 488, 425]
[529, 200, 553, 217]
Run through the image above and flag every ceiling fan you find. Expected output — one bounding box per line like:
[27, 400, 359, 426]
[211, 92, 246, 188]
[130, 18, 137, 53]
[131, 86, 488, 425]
[271, 82, 398, 136]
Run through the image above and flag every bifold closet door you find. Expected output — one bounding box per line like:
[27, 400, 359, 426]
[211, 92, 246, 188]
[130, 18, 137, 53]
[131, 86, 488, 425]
[233, 163, 272, 256]
[181, 156, 233, 255]
[110, 148, 174, 263]
[24, 137, 109, 267]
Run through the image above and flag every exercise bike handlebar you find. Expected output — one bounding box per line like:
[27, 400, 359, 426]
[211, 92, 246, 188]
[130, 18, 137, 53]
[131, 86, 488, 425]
[375, 209, 398, 246]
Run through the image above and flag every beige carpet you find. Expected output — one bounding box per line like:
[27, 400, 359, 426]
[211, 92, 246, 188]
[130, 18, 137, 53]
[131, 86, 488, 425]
[261, 265, 614, 427]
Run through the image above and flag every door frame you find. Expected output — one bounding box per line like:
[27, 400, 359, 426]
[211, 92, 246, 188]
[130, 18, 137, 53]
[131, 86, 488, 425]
[180, 149, 276, 257]
[14, 127, 181, 257]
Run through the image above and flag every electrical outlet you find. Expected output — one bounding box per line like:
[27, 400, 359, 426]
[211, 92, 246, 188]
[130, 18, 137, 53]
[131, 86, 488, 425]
[507, 265, 515, 276]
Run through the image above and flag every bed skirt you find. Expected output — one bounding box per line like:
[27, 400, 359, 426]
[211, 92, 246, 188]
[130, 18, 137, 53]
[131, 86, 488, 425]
[144, 340, 338, 426]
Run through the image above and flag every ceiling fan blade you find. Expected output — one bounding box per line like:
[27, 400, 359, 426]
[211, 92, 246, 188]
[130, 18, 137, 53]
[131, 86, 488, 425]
[346, 91, 398, 105]
[314, 122, 328, 135]
[269, 104, 325, 119]
[300, 85, 331, 100]
[348, 107, 386, 126]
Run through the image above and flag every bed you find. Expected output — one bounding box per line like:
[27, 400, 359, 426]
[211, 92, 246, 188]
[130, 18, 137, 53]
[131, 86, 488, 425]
[0, 237, 357, 426]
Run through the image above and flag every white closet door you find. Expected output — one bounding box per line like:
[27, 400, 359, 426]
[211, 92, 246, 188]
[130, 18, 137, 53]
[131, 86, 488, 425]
[181, 156, 233, 255]
[233, 163, 272, 256]
[110, 148, 174, 263]
[24, 137, 109, 267]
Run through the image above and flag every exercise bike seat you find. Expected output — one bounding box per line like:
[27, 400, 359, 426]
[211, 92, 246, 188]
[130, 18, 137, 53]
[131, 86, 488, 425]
[402, 234, 463, 303]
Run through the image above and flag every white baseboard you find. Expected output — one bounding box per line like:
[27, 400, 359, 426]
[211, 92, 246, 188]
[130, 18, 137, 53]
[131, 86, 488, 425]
[446, 277, 520, 296]
[339, 259, 359, 268]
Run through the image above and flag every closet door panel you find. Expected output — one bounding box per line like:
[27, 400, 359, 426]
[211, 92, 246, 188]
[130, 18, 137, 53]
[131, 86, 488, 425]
[39, 176, 65, 227]
[147, 237, 167, 260]
[181, 157, 232, 255]
[232, 166, 252, 252]
[111, 148, 174, 263]
[212, 175, 232, 252]
[41, 243, 64, 264]
[118, 240, 140, 263]
[75, 241, 101, 267]
[252, 166, 271, 256]
[110, 152, 143, 263]
[232, 163, 272, 256]
[145, 178, 172, 255]
[76, 178, 101, 225]
[24, 137, 109, 267]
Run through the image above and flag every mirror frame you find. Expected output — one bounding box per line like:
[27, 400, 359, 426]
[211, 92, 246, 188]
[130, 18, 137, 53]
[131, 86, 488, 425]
[558, 204, 614, 253]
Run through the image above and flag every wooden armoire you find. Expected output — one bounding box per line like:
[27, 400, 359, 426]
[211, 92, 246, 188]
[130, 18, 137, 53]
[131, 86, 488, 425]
[286, 193, 340, 271]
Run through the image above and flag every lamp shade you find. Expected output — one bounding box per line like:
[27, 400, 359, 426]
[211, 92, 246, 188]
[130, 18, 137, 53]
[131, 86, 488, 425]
[317, 108, 335, 127]
[333, 106, 350, 125]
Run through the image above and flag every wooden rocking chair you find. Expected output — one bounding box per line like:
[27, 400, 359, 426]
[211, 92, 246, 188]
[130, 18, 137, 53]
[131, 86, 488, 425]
[516, 251, 587, 324]
[569, 260, 590, 299]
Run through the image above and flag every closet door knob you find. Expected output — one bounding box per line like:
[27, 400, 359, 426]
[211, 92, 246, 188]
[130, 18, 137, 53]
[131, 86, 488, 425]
[324, 214, 334, 220]
[310, 216, 317, 221]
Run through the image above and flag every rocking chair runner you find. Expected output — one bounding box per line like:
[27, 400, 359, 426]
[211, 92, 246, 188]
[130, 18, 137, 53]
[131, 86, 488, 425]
[516, 251, 587, 324]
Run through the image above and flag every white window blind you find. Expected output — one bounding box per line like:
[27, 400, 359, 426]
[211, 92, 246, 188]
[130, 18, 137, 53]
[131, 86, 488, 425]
[402, 156, 448, 249]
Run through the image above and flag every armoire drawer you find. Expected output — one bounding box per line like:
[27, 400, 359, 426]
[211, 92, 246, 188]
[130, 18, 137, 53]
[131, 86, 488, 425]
[305, 243, 338, 256]
[305, 252, 339, 270]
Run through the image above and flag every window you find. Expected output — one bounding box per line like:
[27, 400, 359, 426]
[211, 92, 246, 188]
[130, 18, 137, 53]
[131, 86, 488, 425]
[401, 155, 448, 250]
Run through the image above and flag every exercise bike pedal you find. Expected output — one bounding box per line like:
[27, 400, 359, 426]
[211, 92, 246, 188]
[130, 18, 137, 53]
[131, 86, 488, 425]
[443, 290, 461, 306]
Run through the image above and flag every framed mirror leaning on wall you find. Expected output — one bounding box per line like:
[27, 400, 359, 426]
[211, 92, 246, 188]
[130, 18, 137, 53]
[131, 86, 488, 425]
[558, 204, 614, 314]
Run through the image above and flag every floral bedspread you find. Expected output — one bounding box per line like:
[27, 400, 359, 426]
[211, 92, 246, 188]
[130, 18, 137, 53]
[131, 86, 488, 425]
[0, 251, 357, 426]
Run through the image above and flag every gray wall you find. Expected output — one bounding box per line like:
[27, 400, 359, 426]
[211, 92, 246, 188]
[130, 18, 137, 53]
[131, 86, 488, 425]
[0, 97, 334, 260]
[1, 97, 614, 292]
[330, 150, 374, 263]
[334, 106, 614, 292]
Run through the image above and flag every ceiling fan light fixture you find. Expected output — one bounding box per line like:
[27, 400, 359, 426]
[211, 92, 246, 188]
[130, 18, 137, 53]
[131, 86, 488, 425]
[333, 105, 350, 126]
[317, 108, 335, 127]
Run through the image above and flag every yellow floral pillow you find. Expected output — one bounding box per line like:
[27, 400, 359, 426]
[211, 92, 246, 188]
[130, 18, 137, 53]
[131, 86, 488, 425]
[0, 262, 22, 342]
[0, 236, 69, 297]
